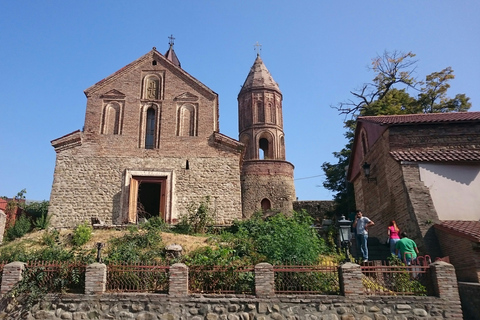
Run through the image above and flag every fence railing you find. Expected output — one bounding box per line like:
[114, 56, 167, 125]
[106, 262, 169, 293]
[25, 261, 86, 293]
[360, 256, 432, 296]
[2, 259, 446, 297]
[188, 265, 255, 294]
[273, 263, 340, 294]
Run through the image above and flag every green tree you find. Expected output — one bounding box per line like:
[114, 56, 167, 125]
[323, 50, 471, 217]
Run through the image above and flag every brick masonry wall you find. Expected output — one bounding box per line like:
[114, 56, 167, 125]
[435, 229, 480, 282]
[388, 123, 480, 149]
[458, 282, 480, 320]
[354, 130, 442, 257]
[50, 50, 243, 228]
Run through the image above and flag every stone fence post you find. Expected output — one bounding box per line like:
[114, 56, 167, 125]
[169, 263, 188, 296]
[0, 261, 25, 296]
[85, 263, 106, 295]
[255, 262, 274, 297]
[339, 262, 364, 296]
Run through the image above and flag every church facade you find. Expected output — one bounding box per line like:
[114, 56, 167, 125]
[48, 43, 295, 228]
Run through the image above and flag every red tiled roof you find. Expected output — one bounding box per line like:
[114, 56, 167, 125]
[390, 149, 480, 162]
[359, 112, 480, 125]
[434, 220, 480, 242]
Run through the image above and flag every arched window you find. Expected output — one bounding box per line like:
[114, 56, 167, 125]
[280, 135, 285, 159]
[261, 198, 271, 211]
[361, 131, 368, 156]
[259, 138, 269, 159]
[257, 101, 265, 123]
[269, 103, 275, 123]
[145, 108, 156, 149]
[101, 102, 121, 134]
[177, 104, 196, 136]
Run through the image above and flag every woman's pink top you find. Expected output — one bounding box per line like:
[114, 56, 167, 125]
[388, 226, 400, 239]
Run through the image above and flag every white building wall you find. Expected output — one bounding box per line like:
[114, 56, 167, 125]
[419, 163, 480, 221]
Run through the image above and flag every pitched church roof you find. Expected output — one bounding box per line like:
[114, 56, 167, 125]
[239, 54, 281, 94]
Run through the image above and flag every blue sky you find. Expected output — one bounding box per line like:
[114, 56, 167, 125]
[1, 1, 479, 202]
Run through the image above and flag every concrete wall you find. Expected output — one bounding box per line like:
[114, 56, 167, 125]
[419, 163, 480, 221]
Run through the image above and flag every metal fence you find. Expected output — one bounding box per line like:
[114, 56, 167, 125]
[25, 260, 86, 293]
[188, 265, 255, 294]
[360, 256, 432, 296]
[106, 262, 169, 293]
[273, 262, 340, 295]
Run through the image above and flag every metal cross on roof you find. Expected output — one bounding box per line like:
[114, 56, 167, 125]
[254, 41, 262, 55]
[168, 34, 175, 47]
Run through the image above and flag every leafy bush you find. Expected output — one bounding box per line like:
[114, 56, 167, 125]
[177, 196, 215, 234]
[5, 214, 32, 241]
[142, 216, 168, 231]
[231, 210, 328, 264]
[24, 200, 49, 220]
[71, 221, 93, 247]
[33, 212, 51, 230]
[42, 229, 60, 247]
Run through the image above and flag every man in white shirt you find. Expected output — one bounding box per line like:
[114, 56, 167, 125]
[352, 210, 375, 262]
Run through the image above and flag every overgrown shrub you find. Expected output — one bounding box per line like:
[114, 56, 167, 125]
[5, 214, 32, 241]
[33, 212, 51, 230]
[231, 210, 329, 264]
[104, 228, 164, 264]
[42, 229, 60, 247]
[142, 216, 168, 231]
[177, 196, 215, 234]
[71, 221, 93, 247]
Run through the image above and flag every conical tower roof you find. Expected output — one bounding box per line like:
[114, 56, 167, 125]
[239, 54, 280, 94]
[165, 35, 181, 67]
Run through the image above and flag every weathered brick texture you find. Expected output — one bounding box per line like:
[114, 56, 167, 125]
[436, 229, 480, 282]
[254, 262, 274, 297]
[49, 49, 243, 228]
[0, 262, 25, 296]
[85, 262, 106, 295]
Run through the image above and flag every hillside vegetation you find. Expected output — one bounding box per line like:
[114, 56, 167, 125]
[0, 211, 338, 266]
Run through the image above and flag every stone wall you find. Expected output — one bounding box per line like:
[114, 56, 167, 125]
[241, 160, 295, 219]
[0, 294, 462, 320]
[293, 200, 335, 225]
[0, 261, 463, 319]
[49, 150, 242, 228]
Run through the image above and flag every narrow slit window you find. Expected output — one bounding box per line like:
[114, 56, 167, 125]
[145, 108, 156, 149]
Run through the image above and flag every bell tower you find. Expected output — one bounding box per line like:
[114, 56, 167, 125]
[238, 52, 295, 218]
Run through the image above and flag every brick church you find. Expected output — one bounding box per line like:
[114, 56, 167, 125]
[48, 40, 295, 228]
